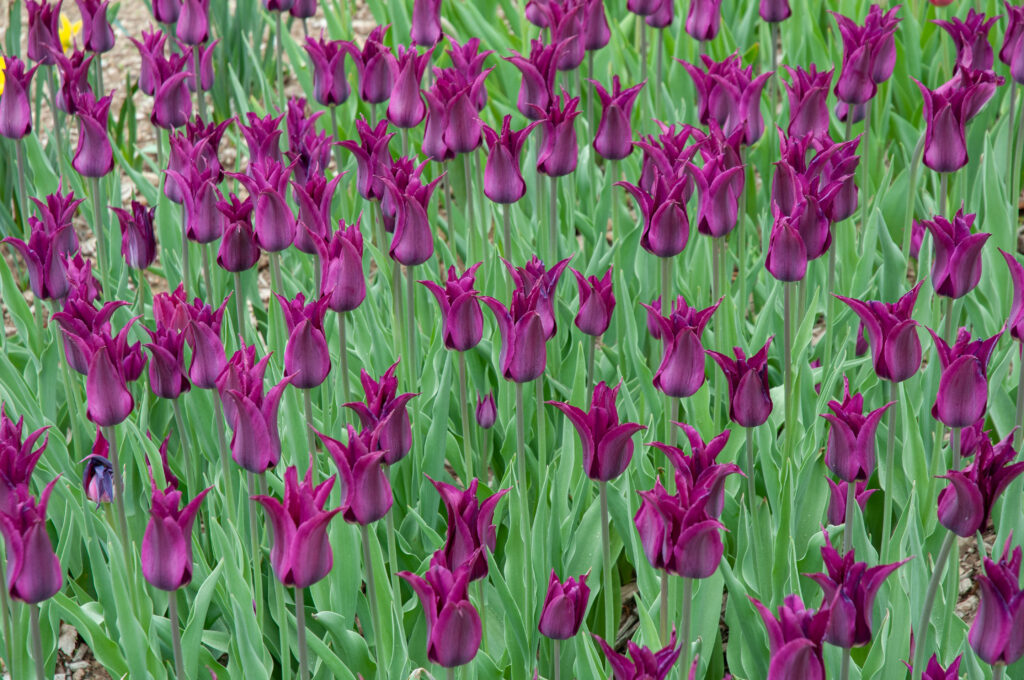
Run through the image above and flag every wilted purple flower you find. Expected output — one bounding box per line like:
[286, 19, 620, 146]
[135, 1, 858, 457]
[254, 465, 340, 587]
[176, 0, 210, 44]
[317, 426, 392, 525]
[685, 0, 723, 40]
[506, 40, 562, 120]
[76, 0, 115, 53]
[339, 118, 394, 201]
[110, 200, 157, 270]
[81, 428, 114, 506]
[141, 480, 210, 591]
[27, 0, 63, 65]
[475, 391, 496, 429]
[143, 320, 191, 400]
[825, 478, 875, 527]
[919, 209, 990, 299]
[535, 91, 581, 177]
[538, 570, 591, 640]
[0, 479, 63, 604]
[0, 405, 48, 512]
[311, 218, 365, 313]
[751, 595, 830, 680]
[549, 382, 646, 482]
[642, 296, 720, 398]
[344, 362, 417, 464]
[482, 115, 537, 204]
[915, 77, 977, 174]
[593, 631, 681, 679]
[934, 9, 998, 70]
[182, 295, 229, 389]
[938, 428, 1024, 537]
[571, 266, 615, 337]
[784, 65, 832, 139]
[351, 26, 395, 104]
[216, 194, 260, 273]
[929, 327, 1002, 428]
[428, 476, 509, 580]
[411, 0, 442, 46]
[682, 54, 772, 145]
[276, 293, 332, 389]
[651, 423, 741, 518]
[836, 283, 923, 383]
[760, 0, 791, 23]
[590, 76, 644, 161]
[969, 537, 1024, 666]
[832, 5, 901, 104]
[0, 57, 39, 140]
[806, 532, 908, 648]
[304, 34, 356, 107]
[420, 264, 484, 351]
[821, 377, 893, 482]
[388, 45, 434, 129]
[72, 90, 114, 177]
[707, 339, 774, 428]
[618, 173, 694, 257]
[400, 561, 482, 668]
[220, 349, 292, 474]
[231, 159, 296, 252]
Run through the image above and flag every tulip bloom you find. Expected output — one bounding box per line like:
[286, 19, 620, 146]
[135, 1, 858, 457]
[144, 323, 191, 401]
[583, 0, 611, 50]
[317, 426, 392, 525]
[784, 65, 831, 139]
[111, 200, 158, 270]
[75, 0, 115, 53]
[593, 631, 681, 680]
[304, 35, 356, 107]
[935, 10, 998, 70]
[27, 0, 63, 65]
[0, 406, 48, 512]
[825, 478, 875, 527]
[182, 296, 229, 389]
[571, 267, 615, 337]
[344, 362, 417, 464]
[969, 538, 1024, 666]
[400, 562, 482, 668]
[220, 351, 292, 474]
[937, 429, 1024, 537]
[216, 195, 261, 273]
[421, 264, 484, 352]
[837, 283, 923, 383]
[482, 291, 547, 384]
[915, 78, 976, 174]
[0, 57, 38, 139]
[388, 45, 434, 129]
[685, 0, 723, 41]
[276, 293, 332, 389]
[1002, 3, 1024, 83]
[231, 159, 295, 252]
[752, 595, 830, 680]
[3, 218, 76, 301]
[475, 392, 496, 428]
[428, 477, 509, 580]
[821, 377, 893, 483]
[82, 429, 114, 506]
[1004, 248, 1024, 345]
[482, 115, 538, 204]
[635, 476, 724, 578]
[642, 295, 720, 398]
[148, 51, 193, 130]
[538, 570, 591, 640]
[254, 466, 341, 588]
[619, 173, 694, 257]
[152, 0, 181, 23]
[411, 0, 443, 46]
[83, 321, 147, 427]
[0, 479, 63, 603]
[807, 533, 908, 648]
[918, 209, 989, 299]
[176, 0, 209, 44]
[312, 219, 366, 313]
[590, 76, 644, 161]
[832, 6, 901, 104]
[338, 118, 394, 201]
[682, 54, 771, 146]
[929, 327, 1002, 428]
[72, 91, 115, 177]
[760, 0, 790, 23]
[141, 481, 211, 591]
[691, 159, 745, 239]
[350, 26, 395, 105]
[506, 40, 561, 120]
[535, 92, 582, 177]
[290, 0, 315, 18]
[504, 256, 570, 341]
[707, 339, 774, 428]
[904, 655, 962, 680]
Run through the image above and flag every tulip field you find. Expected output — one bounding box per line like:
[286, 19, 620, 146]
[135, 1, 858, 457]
[4, 0, 1024, 677]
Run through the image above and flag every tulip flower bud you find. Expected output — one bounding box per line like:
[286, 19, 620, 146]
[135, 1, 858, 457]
[152, 0, 182, 23]
[538, 570, 591, 640]
[0, 479, 63, 604]
[571, 267, 615, 337]
[836, 283, 923, 384]
[594, 631, 681, 679]
[411, 0, 443, 47]
[421, 264, 485, 352]
[645, 0, 673, 29]
[111, 200, 158, 270]
[760, 0, 791, 23]
[0, 57, 39, 139]
[821, 377, 893, 483]
[919, 209, 990, 300]
[685, 0, 723, 41]
[344, 362, 418, 464]
[929, 327, 1001, 428]
[969, 538, 1024, 667]
[482, 116, 538, 204]
[642, 295, 720, 398]
[216, 195, 261, 273]
[590, 76, 644, 161]
[400, 562, 483, 668]
[305, 34, 356, 107]
[290, 0, 316, 19]
[82, 429, 115, 506]
[317, 427, 392, 525]
[707, 339, 774, 428]
[475, 391, 496, 429]
[76, 0, 115, 53]
[583, 0, 611, 51]
[72, 91, 115, 178]
[141, 481, 211, 591]
[825, 478, 875, 527]
[276, 293, 332, 390]
[388, 45, 434, 129]
[752, 595, 830, 680]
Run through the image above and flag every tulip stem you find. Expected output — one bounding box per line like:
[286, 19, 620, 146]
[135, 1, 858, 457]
[587, 335, 596, 402]
[679, 578, 692, 680]
[939, 172, 948, 218]
[458, 352, 474, 484]
[15, 138, 30, 240]
[910, 530, 955, 680]
[361, 523, 385, 675]
[951, 426, 962, 472]
[201, 244, 215, 300]
[337, 312, 350, 405]
[90, 175, 110, 298]
[193, 45, 208, 122]
[610, 160, 620, 276]
[502, 203, 512, 258]
[1013, 91, 1024, 213]
[0, 562, 13, 678]
[639, 22, 647, 83]
[275, 578, 292, 680]
[384, 503, 400, 613]
[587, 51, 595, 137]
[536, 376, 547, 480]
[102, 425, 130, 543]
[329, 105, 345, 177]
[30, 603, 44, 680]
[515, 383, 533, 622]
[745, 427, 757, 518]
[660, 571, 669, 645]
[843, 475, 856, 555]
[45, 67, 65, 181]
[275, 11, 285, 103]
[840, 648, 851, 680]
[549, 175, 558, 261]
[447, 669, 455, 680]
[303, 390, 316, 472]
[880, 380, 898, 562]
[405, 265, 417, 379]
[903, 134, 925, 281]
[172, 399, 197, 500]
[168, 590, 185, 679]
[181, 205, 190, 296]
[655, 29, 664, 114]
[247, 472, 266, 633]
[1009, 83, 1018, 202]
[1015, 350, 1024, 450]
[234, 272, 247, 345]
[295, 587, 309, 680]
[599, 480, 615, 647]
[463, 154, 475, 264]
[860, 100, 872, 235]
[783, 282, 793, 462]
[993, 667, 1005, 680]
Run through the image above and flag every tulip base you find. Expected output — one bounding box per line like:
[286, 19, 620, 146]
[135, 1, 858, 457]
[361, 523, 385, 675]
[502, 203, 512, 258]
[910, 531, 955, 680]
[30, 603, 45, 680]
[168, 590, 185, 679]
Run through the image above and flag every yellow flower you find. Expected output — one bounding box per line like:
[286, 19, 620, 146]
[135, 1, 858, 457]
[0, 56, 6, 96]
[59, 13, 82, 53]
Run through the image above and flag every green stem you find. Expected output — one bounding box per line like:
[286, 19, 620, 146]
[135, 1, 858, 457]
[536, 375, 547, 483]
[860, 100, 872, 233]
[338, 312, 350, 405]
[384, 502, 400, 613]
[303, 390, 316, 474]
[16, 136, 30, 240]
[90, 175, 109, 297]
[679, 578, 692, 680]
[655, 29, 664, 114]
[275, 11, 285, 103]
[172, 399, 197, 497]
[234, 272, 247, 345]
[587, 51, 595, 137]
[276, 578, 291, 680]
[447, 668, 456, 680]
[943, 296, 955, 346]
[951, 426, 962, 472]
[1015, 350, 1024, 450]
[826, 246, 837, 383]
[193, 44, 208, 121]
[295, 587, 309, 680]
[843, 474, 856, 555]
[660, 571, 669, 645]
[102, 425, 130, 543]
[248, 473, 265, 632]
[783, 282, 793, 460]
[881, 380, 898, 562]
[201, 244, 215, 299]
[168, 590, 185, 679]
[45, 67, 65, 181]
[600, 480, 615, 646]
[610, 161, 620, 275]
[587, 335, 596, 402]
[553, 638, 560, 680]
[939, 172, 948, 217]
[993, 666, 1005, 680]
[463, 153, 475, 266]
[459, 352, 474, 483]
[840, 648, 851, 680]
[549, 174, 558, 261]
[361, 524, 385, 673]
[515, 383, 533, 621]
[330, 105, 345, 177]
[405, 265, 417, 382]
[639, 21, 647, 83]
[502, 203, 512, 258]
[910, 531, 956, 680]
[30, 603, 45, 680]
[181, 204, 190, 296]
[903, 134, 925, 281]
[214, 401, 234, 513]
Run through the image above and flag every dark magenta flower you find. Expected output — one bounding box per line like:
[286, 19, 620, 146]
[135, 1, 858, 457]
[216, 194, 261, 273]
[540, 2, 586, 71]
[276, 293, 332, 390]
[760, 0, 791, 22]
[0, 479, 63, 604]
[784, 65, 832, 139]
[254, 465, 340, 587]
[571, 266, 615, 337]
[72, 90, 115, 177]
[3, 218, 76, 301]
[447, 37, 493, 110]
[305, 34, 356, 107]
[751, 595, 830, 680]
[428, 476, 509, 580]
[502, 256, 570, 339]
[1002, 2, 1024, 83]
[475, 391, 496, 429]
[0, 57, 39, 139]
[806, 533, 908, 648]
[53, 299, 126, 375]
[338, 118, 394, 201]
[969, 537, 1024, 666]
[220, 352, 292, 474]
[285, 98, 333, 187]
[918, 209, 990, 299]
[182, 296, 229, 390]
[904, 654, 962, 680]
[938, 428, 1024, 537]
[836, 283, 923, 383]
[290, 0, 316, 19]
[645, 0, 674, 28]
[54, 49, 94, 115]
[83, 319, 147, 427]
[184, 39, 216, 92]
[482, 290, 547, 384]
[832, 5, 901, 104]
[685, 0, 723, 41]
[934, 9, 998, 70]
[635, 475, 724, 578]
[915, 77, 976, 174]
[27, 0, 63, 65]
[535, 91, 581, 177]
[583, 0, 611, 50]
[152, 0, 181, 23]
[411, 0, 442, 46]
[691, 156, 745, 239]
[215, 341, 267, 426]
[593, 631, 681, 679]
[929, 327, 1002, 428]
[141, 481, 211, 591]
[344, 362, 417, 464]
[421, 67, 491, 160]
[238, 110, 284, 167]
[765, 210, 808, 282]
[380, 170, 441, 266]
[76, 0, 115, 53]
[682, 54, 771, 145]
[165, 165, 225, 244]
[538, 570, 591, 640]
[165, 116, 230, 204]
[618, 172, 694, 257]
[176, 0, 210, 44]
[111, 200, 158, 270]
[0, 405, 48, 512]
[292, 173, 343, 255]
[350, 26, 395, 105]
[129, 28, 167, 96]
[641, 295, 720, 398]
[482, 115, 538, 204]
[825, 478, 875, 527]
[400, 562, 482, 668]
[421, 263, 484, 352]
[143, 321, 190, 400]
[821, 377, 893, 483]
[626, 0, 661, 15]
[263, 0, 295, 10]
[549, 382, 646, 482]
[387, 45, 434, 129]
[505, 40, 561, 120]
[1004, 247, 1024, 344]
[650, 423, 741, 518]
[231, 159, 295, 252]
[707, 339, 774, 428]
[81, 428, 114, 506]
[149, 50, 193, 130]
[590, 76, 645, 161]
[312, 218, 366, 313]
[317, 426, 392, 525]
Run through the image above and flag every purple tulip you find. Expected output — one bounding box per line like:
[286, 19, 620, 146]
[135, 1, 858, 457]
[482, 290, 547, 384]
[150, 51, 194, 130]
[506, 40, 562, 120]
[184, 39, 217, 93]
[938, 428, 1024, 537]
[571, 266, 615, 337]
[276, 293, 332, 389]
[535, 91, 581, 177]
[626, 0, 660, 15]
[0, 57, 39, 139]
[760, 0, 791, 23]
[310, 218, 365, 313]
[27, 0, 63, 65]
[165, 116, 229, 203]
[915, 77, 976, 174]
[1004, 248, 1024, 345]
[934, 9, 998, 71]
[832, 5, 901, 104]
[387, 45, 434, 129]
[821, 377, 893, 482]
[152, 0, 181, 23]
[216, 194, 260, 273]
[691, 157, 745, 239]
[53, 299, 126, 374]
[215, 341, 266, 424]
[538, 570, 591, 640]
[72, 90, 115, 177]
[253, 465, 340, 587]
[590, 76, 644, 161]
[541, 2, 586, 71]
[641, 295, 720, 398]
[707, 339, 774, 428]
[904, 654, 962, 680]
[583, 0, 611, 50]
[549, 382, 646, 482]
[82, 320, 146, 427]
[503, 256, 570, 340]
[81, 428, 114, 506]
[317, 426, 392, 525]
[54, 50, 94, 115]
[594, 631, 681, 679]
[338, 118, 394, 201]
[428, 476, 509, 580]
[290, 0, 316, 19]
[380, 170, 441, 266]
[400, 562, 482, 668]
[751, 595, 830, 680]
[935, 64, 1004, 124]
[143, 321, 191, 400]
[344, 362, 417, 464]
[411, 0, 443, 46]
[618, 173, 694, 257]
[110, 200, 157, 270]
[220, 353, 292, 475]
[176, 0, 209, 44]
[351, 26, 395, 104]
[685, 0, 723, 41]
[645, 0, 674, 28]
[76, 0, 115, 53]
[637, 122, 706, 193]
[0, 405, 48, 512]
[0, 478, 63, 604]
[784, 65, 832, 139]
[475, 391, 496, 429]
[969, 538, 1024, 666]
[163, 165, 225, 245]
[421, 67, 491, 160]
[230, 159, 295, 252]
[2, 219, 76, 301]
[650, 423, 741, 518]
[263, 0, 295, 10]
[929, 327, 1001, 428]
[682, 54, 771, 146]
[420, 264, 484, 352]
[635, 475, 724, 578]
[765, 211, 809, 282]
[129, 28, 167, 97]
[292, 173, 342, 254]
[1001, 2, 1024, 83]
[919, 209, 990, 299]
[807, 532, 908, 648]
[825, 478, 875, 527]
[482, 115, 537, 205]
[446, 38, 493, 109]
[304, 34, 356, 107]
[285, 99, 333, 186]
[836, 283, 923, 383]
[141, 480, 210, 591]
